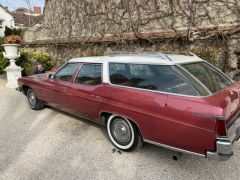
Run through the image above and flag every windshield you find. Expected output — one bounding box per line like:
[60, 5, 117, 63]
[182, 62, 232, 93]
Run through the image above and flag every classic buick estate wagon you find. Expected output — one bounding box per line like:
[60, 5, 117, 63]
[17, 52, 240, 161]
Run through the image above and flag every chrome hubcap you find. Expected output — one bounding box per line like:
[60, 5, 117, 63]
[112, 118, 131, 144]
[28, 91, 36, 107]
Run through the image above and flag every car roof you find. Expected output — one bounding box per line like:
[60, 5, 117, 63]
[68, 52, 204, 65]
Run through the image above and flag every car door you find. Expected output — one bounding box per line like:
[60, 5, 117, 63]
[68, 63, 104, 121]
[42, 63, 80, 109]
[106, 62, 169, 139]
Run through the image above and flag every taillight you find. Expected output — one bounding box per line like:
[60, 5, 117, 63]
[215, 119, 227, 137]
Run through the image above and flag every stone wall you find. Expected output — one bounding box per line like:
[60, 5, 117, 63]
[26, 0, 240, 41]
[23, 0, 240, 79]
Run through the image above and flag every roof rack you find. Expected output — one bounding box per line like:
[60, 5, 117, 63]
[106, 51, 173, 61]
[161, 51, 196, 56]
[105, 50, 200, 62]
[106, 50, 197, 56]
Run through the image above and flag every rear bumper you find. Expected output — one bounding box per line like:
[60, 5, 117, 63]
[207, 115, 240, 161]
[206, 140, 234, 161]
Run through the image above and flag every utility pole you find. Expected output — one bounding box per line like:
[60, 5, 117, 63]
[24, 0, 32, 27]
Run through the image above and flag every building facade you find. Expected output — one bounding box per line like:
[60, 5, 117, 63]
[0, 5, 15, 36]
[13, 6, 42, 16]
[0, 5, 43, 36]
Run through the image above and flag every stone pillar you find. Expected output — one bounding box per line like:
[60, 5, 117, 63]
[5, 65, 23, 88]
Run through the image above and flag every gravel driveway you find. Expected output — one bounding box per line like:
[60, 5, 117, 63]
[0, 75, 240, 180]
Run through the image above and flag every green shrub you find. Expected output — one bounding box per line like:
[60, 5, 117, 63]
[0, 37, 5, 52]
[0, 52, 8, 74]
[4, 26, 25, 37]
[16, 50, 53, 76]
[0, 50, 53, 76]
[4, 26, 12, 36]
[190, 47, 224, 71]
[12, 28, 25, 37]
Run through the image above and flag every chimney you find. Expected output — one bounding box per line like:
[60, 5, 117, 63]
[33, 6, 41, 14]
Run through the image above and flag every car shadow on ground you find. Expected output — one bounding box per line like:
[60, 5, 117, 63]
[47, 106, 206, 161]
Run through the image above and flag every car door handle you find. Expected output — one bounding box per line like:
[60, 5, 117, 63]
[90, 94, 102, 99]
[95, 95, 101, 99]
[63, 88, 68, 92]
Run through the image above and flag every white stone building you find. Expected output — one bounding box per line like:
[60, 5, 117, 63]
[0, 5, 43, 36]
[0, 5, 15, 37]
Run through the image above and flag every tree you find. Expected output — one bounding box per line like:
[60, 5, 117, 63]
[4, 26, 25, 37]
[4, 26, 13, 36]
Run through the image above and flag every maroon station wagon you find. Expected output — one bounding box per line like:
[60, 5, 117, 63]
[17, 52, 240, 161]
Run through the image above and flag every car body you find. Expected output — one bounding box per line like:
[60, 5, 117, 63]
[17, 52, 240, 161]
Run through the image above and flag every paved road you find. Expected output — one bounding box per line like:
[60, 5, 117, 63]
[0, 75, 240, 180]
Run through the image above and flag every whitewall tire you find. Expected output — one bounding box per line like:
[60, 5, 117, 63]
[107, 115, 139, 151]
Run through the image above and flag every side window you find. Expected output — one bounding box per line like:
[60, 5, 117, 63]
[109, 63, 207, 96]
[54, 63, 79, 82]
[130, 64, 154, 77]
[110, 63, 157, 90]
[109, 63, 130, 85]
[75, 64, 102, 86]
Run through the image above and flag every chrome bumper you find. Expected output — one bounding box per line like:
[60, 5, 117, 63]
[207, 116, 240, 161]
[206, 140, 234, 161]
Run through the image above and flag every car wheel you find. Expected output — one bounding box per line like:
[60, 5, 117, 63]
[27, 89, 44, 110]
[107, 115, 139, 151]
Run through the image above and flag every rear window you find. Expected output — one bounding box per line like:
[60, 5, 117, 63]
[109, 63, 209, 96]
[182, 62, 232, 93]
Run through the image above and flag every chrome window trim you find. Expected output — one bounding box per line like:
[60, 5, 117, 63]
[144, 139, 205, 157]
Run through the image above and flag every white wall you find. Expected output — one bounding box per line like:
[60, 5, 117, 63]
[0, 7, 14, 37]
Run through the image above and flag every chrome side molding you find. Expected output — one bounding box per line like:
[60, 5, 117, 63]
[144, 139, 205, 157]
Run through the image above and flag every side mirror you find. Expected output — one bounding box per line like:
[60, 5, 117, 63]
[48, 73, 54, 79]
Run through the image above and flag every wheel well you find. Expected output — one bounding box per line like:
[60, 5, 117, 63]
[100, 112, 142, 136]
[100, 112, 112, 125]
[22, 85, 30, 96]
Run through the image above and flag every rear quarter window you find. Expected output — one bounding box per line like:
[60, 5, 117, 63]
[182, 62, 232, 93]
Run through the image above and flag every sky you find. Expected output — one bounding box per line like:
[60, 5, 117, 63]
[0, 0, 45, 11]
